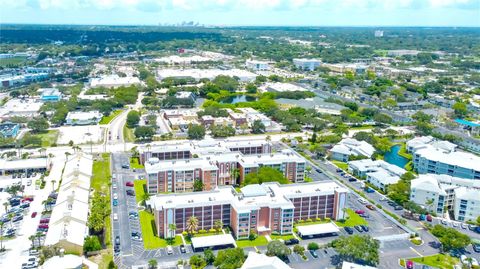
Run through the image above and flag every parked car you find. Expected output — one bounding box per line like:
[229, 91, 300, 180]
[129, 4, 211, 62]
[361, 225, 369, 232]
[20, 203, 30, 209]
[406, 260, 414, 269]
[426, 215, 433, 222]
[12, 215, 23, 222]
[113, 199, 118, 206]
[113, 213, 118, 221]
[348, 177, 356, 182]
[468, 224, 477, 231]
[364, 187, 375, 193]
[113, 193, 118, 199]
[355, 210, 365, 215]
[452, 222, 459, 227]
[310, 250, 318, 258]
[121, 164, 129, 169]
[180, 245, 186, 253]
[336, 169, 343, 173]
[115, 236, 120, 246]
[357, 198, 368, 205]
[394, 205, 403, 211]
[112, 183, 117, 189]
[129, 212, 139, 219]
[441, 219, 448, 225]
[471, 257, 479, 266]
[125, 181, 134, 187]
[473, 243, 480, 253]
[461, 223, 467, 229]
[387, 201, 397, 206]
[31, 212, 37, 218]
[284, 238, 299, 245]
[167, 245, 173, 255]
[354, 226, 363, 232]
[38, 224, 49, 229]
[126, 190, 135, 196]
[344, 227, 354, 234]
[131, 232, 142, 241]
[40, 218, 50, 224]
[366, 204, 375, 210]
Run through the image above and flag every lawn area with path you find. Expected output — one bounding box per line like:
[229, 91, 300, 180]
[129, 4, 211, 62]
[335, 209, 368, 227]
[236, 236, 269, 248]
[332, 161, 348, 171]
[130, 157, 145, 169]
[270, 234, 297, 241]
[409, 254, 460, 269]
[139, 211, 183, 249]
[134, 179, 146, 204]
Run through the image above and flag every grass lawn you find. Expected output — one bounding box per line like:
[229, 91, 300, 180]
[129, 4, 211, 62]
[139, 211, 182, 249]
[0, 57, 28, 67]
[332, 161, 348, 171]
[130, 157, 145, 169]
[409, 254, 459, 269]
[270, 234, 296, 241]
[123, 124, 135, 142]
[91, 153, 112, 246]
[31, 130, 59, 147]
[134, 180, 146, 204]
[99, 110, 123, 125]
[335, 209, 368, 227]
[236, 236, 269, 248]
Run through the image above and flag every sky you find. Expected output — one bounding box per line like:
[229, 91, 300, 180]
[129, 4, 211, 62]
[0, 0, 479, 27]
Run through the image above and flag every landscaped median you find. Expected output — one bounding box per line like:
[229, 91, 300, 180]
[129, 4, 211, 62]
[133, 179, 147, 204]
[401, 254, 460, 269]
[123, 124, 135, 142]
[99, 109, 123, 125]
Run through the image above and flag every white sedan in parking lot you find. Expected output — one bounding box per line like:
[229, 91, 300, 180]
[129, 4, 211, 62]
[113, 213, 118, 221]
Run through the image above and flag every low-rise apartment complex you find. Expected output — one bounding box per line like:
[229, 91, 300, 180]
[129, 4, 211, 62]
[410, 174, 480, 222]
[348, 159, 406, 191]
[407, 136, 480, 180]
[149, 181, 348, 239]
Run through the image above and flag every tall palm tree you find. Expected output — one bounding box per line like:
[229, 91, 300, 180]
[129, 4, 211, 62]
[425, 198, 435, 213]
[0, 221, 5, 251]
[168, 223, 177, 238]
[29, 235, 36, 248]
[186, 216, 199, 236]
[3, 202, 8, 214]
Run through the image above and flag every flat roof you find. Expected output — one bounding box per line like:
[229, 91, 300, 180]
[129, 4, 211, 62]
[0, 158, 48, 170]
[415, 145, 480, 171]
[296, 223, 340, 237]
[191, 234, 236, 249]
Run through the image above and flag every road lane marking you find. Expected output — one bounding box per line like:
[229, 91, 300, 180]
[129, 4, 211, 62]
[409, 247, 423, 257]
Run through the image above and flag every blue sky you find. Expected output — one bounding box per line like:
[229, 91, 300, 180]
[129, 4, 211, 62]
[0, 0, 479, 26]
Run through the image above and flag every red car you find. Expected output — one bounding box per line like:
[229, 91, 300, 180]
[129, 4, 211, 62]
[38, 224, 49, 229]
[406, 260, 414, 269]
[40, 218, 50, 224]
[125, 181, 134, 187]
[426, 215, 433, 222]
[31, 212, 37, 218]
[355, 210, 365, 215]
[23, 197, 34, 202]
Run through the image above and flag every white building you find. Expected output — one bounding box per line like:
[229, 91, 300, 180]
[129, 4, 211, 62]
[44, 153, 93, 253]
[246, 59, 270, 71]
[0, 98, 43, 119]
[264, 82, 308, 93]
[408, 136, 480, 179]
[292, 58, 321, 71]
[157, 68, 257, 82]
[411, 174, 480, 221]
[342, 261, 377, 269]
[241, 251, 291, 269]
[89, 74, 140, 88]
[348, 159, 406, 191]
[330, 138, 375, 162]
[374, 30, 384, 37]
[65, 111, 103, 125]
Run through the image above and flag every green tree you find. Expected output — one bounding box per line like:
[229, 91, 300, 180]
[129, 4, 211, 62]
[189, 255, 206, 269]
[27, 118, 49, 133]
[251, 120, 266, 134]
[452, 102, 468, 118]
[214, 248, 246, 269]
[293, 245, 305, 255]
[243, 167, 289, 186]
[193, 180, 204, 192]
[83, 235, 102, 252]
[214, 220, 223, 232]
[266, 240, 291, 260]
[134, 126, 155, 140]
[245, 83, 258, 94]
[307, 242, 319, 250]
[186, 216, 199, 236]
[148, 259, 158, 269]
[331, 235, 379, 266]
[126, 110, 140, 128]
[168, 223, 177, 239]
[431, 225, 471, 251]
[187, 124, 206, 140]
[210, 125, 236, 138]
[203, 248, 215, 265]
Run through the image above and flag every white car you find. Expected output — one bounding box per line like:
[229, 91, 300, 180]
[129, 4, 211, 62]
[112, 183, 117, 189]
[452, 222, 459, 227]
[167, 245, 173, 255]
[471, 257, 479, 266]
[461, 255, 468, 264]
[113, 213, 118, 221]
[461, 223, 467, 229]
[113, 193, 118, 199]
[358, 198, 368, 205]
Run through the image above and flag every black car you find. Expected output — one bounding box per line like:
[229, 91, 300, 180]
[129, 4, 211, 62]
[284, 238, 299, 245]
[348, 177, 357, 182]
[344, 227, 354, 234]
[473, 244, 480, 252]
[126, 190, 135, 196]
[387, 201, 396, 206]
[114, 245, 120, 253]
[315, 169, 322, 173]
[121, 164, 129, 169]
[336, 169, 343, 173]
[115, 236, 120, 246]
[180, 244, 186, 253]
[394, 205, 404, 211]
[361, 225, 369, 232]
[354, 225, 363, 232]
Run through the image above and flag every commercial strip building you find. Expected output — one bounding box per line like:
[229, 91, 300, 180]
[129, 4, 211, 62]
[292, 58, 322, 71]
[264, 82, 308, 93]
[156, 68, 257, 82]
[246, 59, 270, 71]
[348, 159, 406, 192]
[330, 138, 376, 162]
[0, 158, 50, 176]
[410, 174, 480, 222]
[0, 98, 43, 119]
[407, 136, 480, 179]
[65, 111, 103, 125]
[44, 153, 93, 253]
[89, 74, 141, 88]
[149, 181, 348, 239]
[144, 147, 305, 194]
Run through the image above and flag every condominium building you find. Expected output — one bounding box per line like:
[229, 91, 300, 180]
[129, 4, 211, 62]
[348, 159, 406, 191]
[410, 174, 480, 221]
[149, 181, 348, 239]
[292, 58, 321, 71]
[145, 149, 306, 194]
[330, 138, 375, 162]
[246, 59, 270, 71]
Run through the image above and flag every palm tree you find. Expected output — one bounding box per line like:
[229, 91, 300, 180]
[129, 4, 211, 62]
[35, 232, 43, 247]
[0, 221, 5, 251]
[148, 259, 158, 269]
[3, 202, 8, 214]
[168, 223, 177, 239]
[214, 220, 223, 233]
[29, 235, 36, 248]
[232, 168, 240, 185]
[186, 216, 199, 236]
[51, 180, 57, 192]
[425, 198, 435, 213]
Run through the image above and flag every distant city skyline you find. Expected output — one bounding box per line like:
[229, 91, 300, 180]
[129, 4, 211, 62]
[0, 0, 479, 27]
